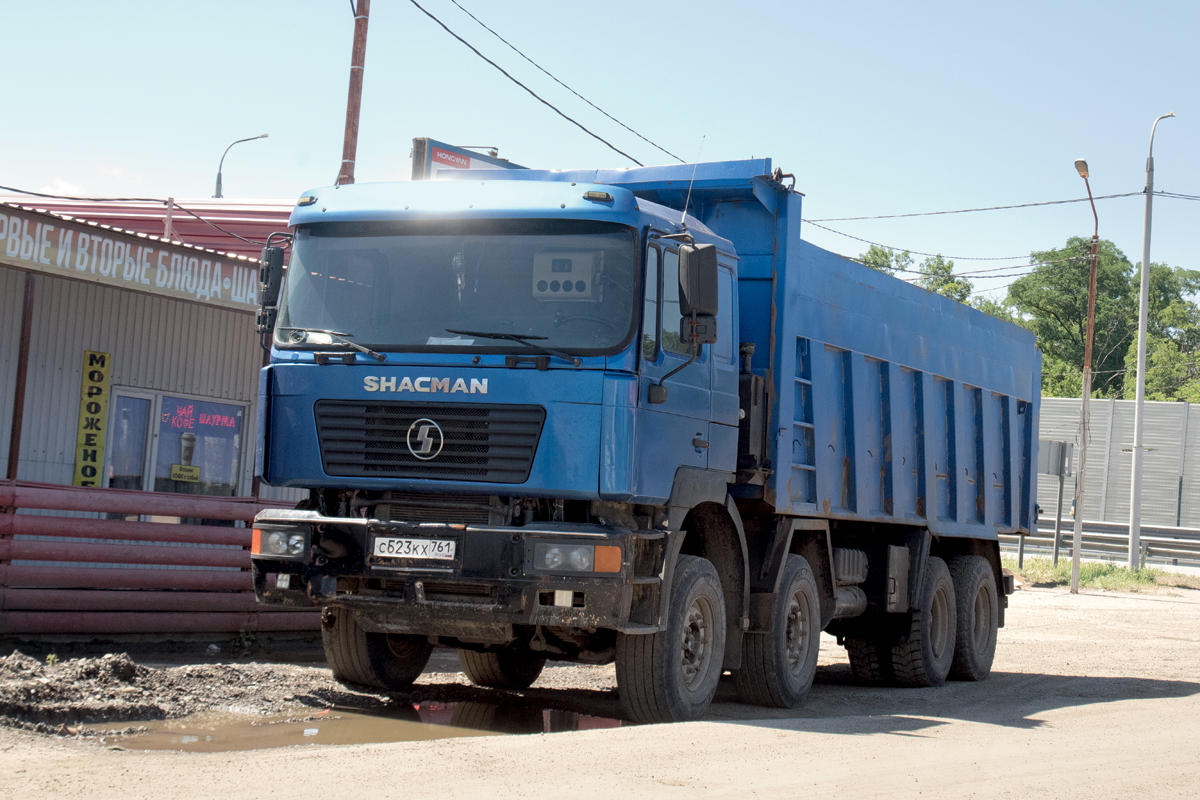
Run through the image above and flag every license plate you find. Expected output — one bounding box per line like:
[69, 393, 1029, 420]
[372, 537, 456, 561]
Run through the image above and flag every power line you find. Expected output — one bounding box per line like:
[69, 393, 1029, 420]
[406, 0, 644, 166]
[807, 192, 1143, 222]
[1043, 357, 1200, 379]
[1157, 190, 1200, 202]
[806, 220, 1028, 260]
[169, 203, 266, 246]
[0, 184, 161, 203]
[447, 0, 683, 164]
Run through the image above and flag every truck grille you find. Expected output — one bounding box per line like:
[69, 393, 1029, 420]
[315, 401, 545, 483]
[378, 491, 494, 524]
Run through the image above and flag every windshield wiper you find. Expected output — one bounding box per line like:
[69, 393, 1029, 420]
[445, 329, 582, 367]
[278, 328, 387, 362]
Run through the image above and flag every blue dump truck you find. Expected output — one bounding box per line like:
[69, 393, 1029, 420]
[250, 159, 1039, 723]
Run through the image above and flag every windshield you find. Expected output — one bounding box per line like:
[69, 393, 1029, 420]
[276, 219, 639, 356]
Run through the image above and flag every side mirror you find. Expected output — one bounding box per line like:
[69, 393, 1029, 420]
[678, 243, 719, 317]
[679, 315, 717, 345]
[259, 245, 285, 307]
[257, 245, 286, 335]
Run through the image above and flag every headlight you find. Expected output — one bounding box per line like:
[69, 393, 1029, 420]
[532, 542, 621, 573]
[252, 525, 309, 558]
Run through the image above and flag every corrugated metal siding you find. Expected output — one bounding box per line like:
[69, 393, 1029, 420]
[1039, 396, 1197, 526]
[0, 267, 27, 468]
[1181, 405, 1200, 528]
[14, 271, 261, 491]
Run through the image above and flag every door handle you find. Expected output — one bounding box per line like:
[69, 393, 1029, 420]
[692, 438, 709, 449]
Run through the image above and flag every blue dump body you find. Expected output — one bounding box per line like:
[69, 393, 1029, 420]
[254, 158, 1040, 723]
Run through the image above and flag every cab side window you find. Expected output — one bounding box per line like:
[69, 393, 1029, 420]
[717, 267, 734, 362]
[642, 246, 661, 361]
[662, 249, 690, 356]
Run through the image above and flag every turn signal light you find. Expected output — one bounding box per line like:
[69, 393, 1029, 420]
[594, 545, 622, 573]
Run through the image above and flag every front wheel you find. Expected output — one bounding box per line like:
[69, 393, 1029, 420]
[732, 554, 821, 708]
[615, 555, 726, 724]
[321, 607, 433, 691]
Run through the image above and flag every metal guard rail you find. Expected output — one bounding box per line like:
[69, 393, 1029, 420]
[0, 479, 319, 636]
[1001, 518, 1200, 568]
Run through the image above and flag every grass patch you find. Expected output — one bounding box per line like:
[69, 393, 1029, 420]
[1003, 557, 1200, 592]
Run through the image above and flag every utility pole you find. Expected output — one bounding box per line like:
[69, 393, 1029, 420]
[1071, 159, 1100, 595]
[1129, 112, 1176, 571]
[338, 0, 371, 185]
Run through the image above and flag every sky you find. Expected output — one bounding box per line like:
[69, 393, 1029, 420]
[1, 0, 1196, 300]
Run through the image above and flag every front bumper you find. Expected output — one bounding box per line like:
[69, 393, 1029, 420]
[251, 510, 668, 641]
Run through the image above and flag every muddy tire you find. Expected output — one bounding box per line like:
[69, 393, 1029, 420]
[457, 648, 547, 690]
[615, 555, 726, 724]
[947, 555, 999, 681]
[891, 556, 956, 688]
[845, 635, 894, 685]
[732, 555, 821, 708]
[321, 607, 433, 691]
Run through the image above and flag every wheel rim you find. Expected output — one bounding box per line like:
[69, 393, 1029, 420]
[680, 596, 714, 689]
[972, 585, 993, 651]
[929, 585, 951, 660]
[784, 590, 812, 677]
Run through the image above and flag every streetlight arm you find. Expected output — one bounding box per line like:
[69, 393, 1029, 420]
[1081, 176, 1098, 240]
[214, 134, 268, 198]
[1147, 112, 1176, 164]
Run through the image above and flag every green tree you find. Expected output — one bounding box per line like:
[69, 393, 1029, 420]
[970, 295, 1020, 324]
[1007, 237, 1135, 398]
[1121, 264, 1200, 401]
[915, 254, 972, 302]
[858, 245, 912, 275]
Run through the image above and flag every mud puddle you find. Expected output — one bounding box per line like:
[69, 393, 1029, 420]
[88, 701, 623, 752]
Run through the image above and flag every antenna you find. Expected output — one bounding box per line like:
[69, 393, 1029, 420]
[679, 135, 706, 229]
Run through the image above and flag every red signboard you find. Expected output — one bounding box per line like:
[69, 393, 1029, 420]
[431, 147, 471, 169]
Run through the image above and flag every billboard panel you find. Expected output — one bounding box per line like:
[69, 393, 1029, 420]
[411, 138, 526, 180]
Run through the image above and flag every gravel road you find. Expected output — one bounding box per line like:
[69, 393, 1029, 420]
[2, 586, 1198, 799]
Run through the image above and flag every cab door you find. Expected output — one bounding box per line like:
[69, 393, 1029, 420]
[637, 243, 711, 497]
[708, 265, 739, 472]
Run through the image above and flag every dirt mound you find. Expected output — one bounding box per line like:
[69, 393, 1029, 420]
[0, 651, 341, 730]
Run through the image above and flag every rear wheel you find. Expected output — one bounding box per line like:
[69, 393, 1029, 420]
[615, 555, 726, 724]
[891, 556, 956, 687]
[845, 635, 894, 685]
[321, 607, 433, 691]
[947, 555, 999, 681]
[732, 555, 821, 708]
[457, 648, 547, 690]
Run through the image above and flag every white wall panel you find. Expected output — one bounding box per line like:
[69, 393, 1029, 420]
[14, 272, 261, 494]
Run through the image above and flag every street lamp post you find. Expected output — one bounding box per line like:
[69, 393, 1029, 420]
[1129, 112, 1176, 571]
[1070, 158, 1100, 595]
[213, 134, 268, 198]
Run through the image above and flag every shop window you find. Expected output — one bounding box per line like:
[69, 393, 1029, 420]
[104, 390, 247, 499]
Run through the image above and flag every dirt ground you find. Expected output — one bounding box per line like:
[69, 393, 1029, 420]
[2, 586, 1199, 799]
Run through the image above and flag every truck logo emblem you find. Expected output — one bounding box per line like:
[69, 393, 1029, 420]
[406, 418, 444, 460]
